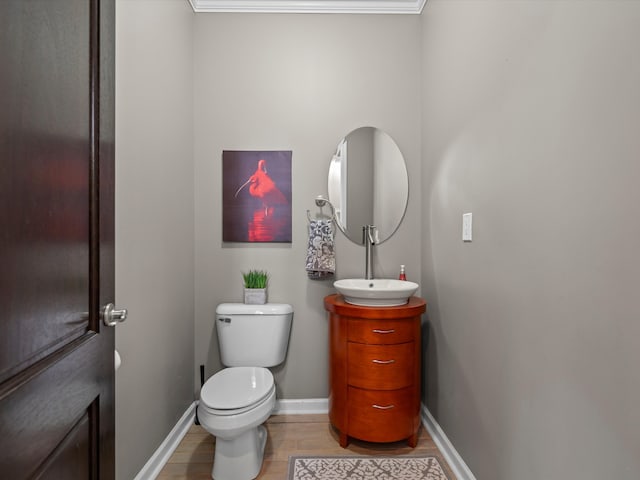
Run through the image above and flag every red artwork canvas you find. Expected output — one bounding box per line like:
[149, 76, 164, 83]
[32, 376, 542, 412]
[222, 150, 292, 243]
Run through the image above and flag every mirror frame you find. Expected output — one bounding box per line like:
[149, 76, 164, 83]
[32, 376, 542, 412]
[328, 127, 408, 245]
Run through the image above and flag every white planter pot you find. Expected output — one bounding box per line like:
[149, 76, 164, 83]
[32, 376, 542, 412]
[244, 288, 267, 305]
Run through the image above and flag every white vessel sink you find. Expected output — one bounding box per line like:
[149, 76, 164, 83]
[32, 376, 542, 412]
[333, 278, 419, 307]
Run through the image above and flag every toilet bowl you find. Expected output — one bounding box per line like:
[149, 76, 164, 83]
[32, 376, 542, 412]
[198, 367, 276, 480]
[198, 302, 293, 480]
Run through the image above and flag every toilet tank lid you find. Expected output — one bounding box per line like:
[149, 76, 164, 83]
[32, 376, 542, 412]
[216, 303, 293, 315]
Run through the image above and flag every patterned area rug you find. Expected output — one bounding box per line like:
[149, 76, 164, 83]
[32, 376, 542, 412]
[287, 455, 449, 480]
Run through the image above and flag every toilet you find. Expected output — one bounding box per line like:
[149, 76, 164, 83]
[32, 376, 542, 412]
[197, 303, 293, 480]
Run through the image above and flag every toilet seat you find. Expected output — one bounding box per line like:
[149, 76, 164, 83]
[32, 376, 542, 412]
[200, 367, 274, 415]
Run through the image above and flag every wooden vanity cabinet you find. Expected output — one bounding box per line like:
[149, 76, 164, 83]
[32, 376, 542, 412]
[324, 294, 426, 448]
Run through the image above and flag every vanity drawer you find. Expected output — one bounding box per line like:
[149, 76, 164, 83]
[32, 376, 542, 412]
[347, 318, 415, 345]
[347, 342, 414, 390]
[347, 386, 414, 443]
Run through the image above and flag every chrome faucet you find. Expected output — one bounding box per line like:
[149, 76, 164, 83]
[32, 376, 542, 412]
[363, 225, 377, 279]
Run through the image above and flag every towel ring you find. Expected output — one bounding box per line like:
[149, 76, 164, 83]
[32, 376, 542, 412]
[307, 195, 336, 223]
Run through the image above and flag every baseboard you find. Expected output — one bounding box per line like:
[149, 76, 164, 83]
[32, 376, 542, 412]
[420, 404, 476, 480]
[273, 398, 476, 479]
[133, 401, 197, 480]
[134, 399, 474, 480]
[277, 397, 475, 480]
[273, 398, 329, 414]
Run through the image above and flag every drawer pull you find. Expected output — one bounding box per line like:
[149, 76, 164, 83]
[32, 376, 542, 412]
[372, 359, 395, 364]
[372, 329, 395, 334]
[372, 404, 395, 410]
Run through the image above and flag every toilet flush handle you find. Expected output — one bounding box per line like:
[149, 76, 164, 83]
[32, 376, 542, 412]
[101, 303, 128, 327]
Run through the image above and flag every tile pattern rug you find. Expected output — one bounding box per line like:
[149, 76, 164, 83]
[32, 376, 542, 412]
[288, 455, 449, 480]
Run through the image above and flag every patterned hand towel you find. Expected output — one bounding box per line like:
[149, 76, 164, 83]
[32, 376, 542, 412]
[306, 219, 335, 280]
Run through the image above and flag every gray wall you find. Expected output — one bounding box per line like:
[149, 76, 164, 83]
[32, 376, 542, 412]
[115, 1, 194, 479]
[114, 2, 640, 479]
[421, 1, 640, 479]
[114, 6, 422, 477]
[193, 13, 423, 397]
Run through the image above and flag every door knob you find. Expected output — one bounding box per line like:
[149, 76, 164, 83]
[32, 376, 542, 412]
[101, 303, 128, 327]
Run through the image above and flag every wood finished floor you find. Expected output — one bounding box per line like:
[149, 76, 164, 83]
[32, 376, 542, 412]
[156, 414, 457, 479]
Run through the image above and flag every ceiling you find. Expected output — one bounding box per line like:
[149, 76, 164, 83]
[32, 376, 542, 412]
[188, 0, 427, 14]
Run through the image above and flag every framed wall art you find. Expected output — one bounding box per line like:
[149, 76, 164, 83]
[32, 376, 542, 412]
[222, 150, 292, 243]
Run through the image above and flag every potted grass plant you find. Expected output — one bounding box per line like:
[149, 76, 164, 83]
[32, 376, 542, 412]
[242, 270, 268, 304]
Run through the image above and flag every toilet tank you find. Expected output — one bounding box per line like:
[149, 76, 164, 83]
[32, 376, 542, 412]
[215, 303, 293, 367]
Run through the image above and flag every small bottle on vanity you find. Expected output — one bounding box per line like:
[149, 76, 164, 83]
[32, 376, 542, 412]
[399, 265, 407, 281]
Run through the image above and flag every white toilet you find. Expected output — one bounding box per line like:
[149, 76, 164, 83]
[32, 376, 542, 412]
[197, 303, 293, 480]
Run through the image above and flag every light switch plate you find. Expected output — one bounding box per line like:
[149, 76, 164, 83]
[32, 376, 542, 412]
[463, 213, 472, 242]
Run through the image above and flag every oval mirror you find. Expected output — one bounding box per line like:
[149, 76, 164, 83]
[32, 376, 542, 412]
[328, 127, 408, 244]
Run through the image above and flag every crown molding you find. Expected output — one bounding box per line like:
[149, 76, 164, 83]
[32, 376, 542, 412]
[188, 0, 426, 14]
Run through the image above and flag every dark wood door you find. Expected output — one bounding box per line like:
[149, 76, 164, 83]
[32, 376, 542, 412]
[0, 0, 116, 478]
